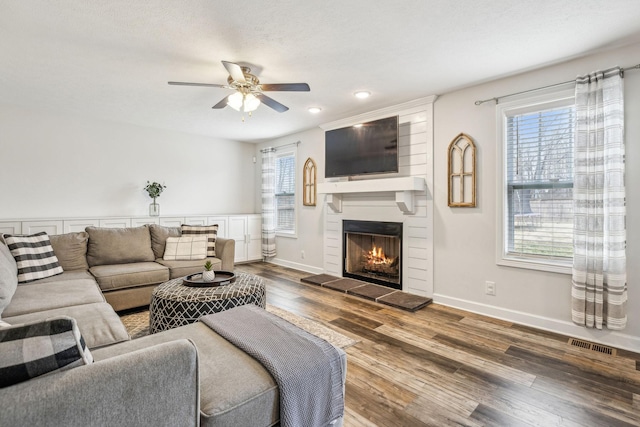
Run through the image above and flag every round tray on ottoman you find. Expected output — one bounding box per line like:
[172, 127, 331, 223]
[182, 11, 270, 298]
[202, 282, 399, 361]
[149, 272, 266, 334]
[182, 271, 236, 287]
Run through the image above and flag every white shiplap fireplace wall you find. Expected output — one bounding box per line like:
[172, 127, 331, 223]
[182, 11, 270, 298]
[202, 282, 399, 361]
[319, 96, 436, 297]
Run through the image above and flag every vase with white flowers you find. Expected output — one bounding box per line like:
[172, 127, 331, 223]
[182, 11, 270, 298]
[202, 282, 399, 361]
[144, 181, 166, 217]
[202, 260, 215, 282]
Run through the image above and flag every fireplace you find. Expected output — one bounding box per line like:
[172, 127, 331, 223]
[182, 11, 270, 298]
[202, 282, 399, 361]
[343, 220, 402, 290]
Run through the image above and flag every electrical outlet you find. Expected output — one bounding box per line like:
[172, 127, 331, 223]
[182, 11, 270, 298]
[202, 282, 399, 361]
[485, 281, 496, 296]
[301, 250, 305, 259]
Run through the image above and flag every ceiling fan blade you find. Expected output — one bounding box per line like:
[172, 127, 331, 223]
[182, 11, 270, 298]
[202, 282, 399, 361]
[212, 96, 229, 109]
[260, 83, 310, 92]
[168, 81, 227, 88]
[222, 61, 246, 83]
[258, 94, 289, 113]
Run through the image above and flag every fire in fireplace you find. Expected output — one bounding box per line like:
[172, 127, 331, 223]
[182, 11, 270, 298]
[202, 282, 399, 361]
[343, 220, 402, 290]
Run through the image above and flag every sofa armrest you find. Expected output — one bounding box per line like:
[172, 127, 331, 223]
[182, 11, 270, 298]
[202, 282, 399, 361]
[0, 339, 200, 427]
[215, 237, 235, 270]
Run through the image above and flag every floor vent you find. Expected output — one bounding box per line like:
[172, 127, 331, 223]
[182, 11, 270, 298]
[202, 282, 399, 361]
[568, 338, 616, 356]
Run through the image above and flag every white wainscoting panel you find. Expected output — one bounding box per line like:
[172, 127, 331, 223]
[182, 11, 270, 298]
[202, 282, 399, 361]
[64, 219, 100, 233]
[99, 218, 131, 228]
[22, 220, 64, 235]
[0, 221, 21, 235]
[0, 213, 261, 262]
[131, 217, 159, 227]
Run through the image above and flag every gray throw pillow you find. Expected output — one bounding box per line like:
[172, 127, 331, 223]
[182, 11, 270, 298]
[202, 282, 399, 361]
[85, 226, 155, 267]
[50, 232, 90, 271]
[149, 224, 181, 259]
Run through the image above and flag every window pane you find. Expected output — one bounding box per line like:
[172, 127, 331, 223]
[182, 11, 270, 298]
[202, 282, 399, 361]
[505, 105, 574, 260]
[275, 153, 295, 232]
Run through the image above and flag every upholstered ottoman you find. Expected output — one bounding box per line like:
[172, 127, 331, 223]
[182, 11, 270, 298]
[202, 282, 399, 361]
[149, 272, 266, 333]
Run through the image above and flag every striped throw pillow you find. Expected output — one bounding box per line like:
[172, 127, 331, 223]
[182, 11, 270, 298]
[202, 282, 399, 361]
[0, 316, 93, 388]
[181, 224, 219, 257]
[163, 235, 208, 261]
[3, 232, 63, 284]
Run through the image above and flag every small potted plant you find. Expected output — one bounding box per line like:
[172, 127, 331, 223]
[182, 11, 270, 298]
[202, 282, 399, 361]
[202, 260, 215, 282]
[144, 181, 166, 216]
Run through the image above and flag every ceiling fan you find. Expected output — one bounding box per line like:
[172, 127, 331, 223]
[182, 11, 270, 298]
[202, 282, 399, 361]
[168, 60, 310, 114]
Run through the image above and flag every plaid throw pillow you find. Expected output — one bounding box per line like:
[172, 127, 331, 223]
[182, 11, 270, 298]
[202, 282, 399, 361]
[3, 232, 63, 283]
[0, 316, 93, 388]
[163, 236, 208, 261]
[181, 224, 218, 257]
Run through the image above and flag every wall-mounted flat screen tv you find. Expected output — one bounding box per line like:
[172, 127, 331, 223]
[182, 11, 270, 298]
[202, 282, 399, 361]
[325, 115, 399, 178]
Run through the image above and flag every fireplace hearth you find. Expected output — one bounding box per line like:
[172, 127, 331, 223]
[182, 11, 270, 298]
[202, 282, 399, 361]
[343, 220, 402, 290]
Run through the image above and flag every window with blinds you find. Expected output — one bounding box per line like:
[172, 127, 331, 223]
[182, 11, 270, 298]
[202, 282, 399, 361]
[504, 99, 574, 264]
[275, 152, 296, 233]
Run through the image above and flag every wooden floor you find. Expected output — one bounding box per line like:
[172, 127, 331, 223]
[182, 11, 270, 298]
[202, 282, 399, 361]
[236, 262, 640, 427]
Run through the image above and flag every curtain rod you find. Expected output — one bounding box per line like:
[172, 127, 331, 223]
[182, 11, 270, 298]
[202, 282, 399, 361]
[260, 141, 300, 153]
[474, 63, 640, 106]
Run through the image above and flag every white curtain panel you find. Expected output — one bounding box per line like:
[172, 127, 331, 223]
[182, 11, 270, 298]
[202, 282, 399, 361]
[572, 68, 627, 330]
[261, 149, 277, 258]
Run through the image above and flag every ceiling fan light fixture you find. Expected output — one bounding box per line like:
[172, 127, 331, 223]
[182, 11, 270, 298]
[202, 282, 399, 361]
[308, 107, 322, 114]
[354, 91, 371, 99]
[227, 92, 243, 111]
[244, 93, 260, 112]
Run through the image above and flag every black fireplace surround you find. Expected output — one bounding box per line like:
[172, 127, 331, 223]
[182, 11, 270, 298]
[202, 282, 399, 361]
[342, 220, 402, 290]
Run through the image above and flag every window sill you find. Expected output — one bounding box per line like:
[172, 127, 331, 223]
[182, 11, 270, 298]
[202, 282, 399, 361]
[276, 231, 297, 239]
[497, 256, 572, 275]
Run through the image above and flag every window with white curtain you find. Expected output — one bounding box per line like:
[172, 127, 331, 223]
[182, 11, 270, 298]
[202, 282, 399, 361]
[497, 90, 575, 273]
[275, 150, 296, 234]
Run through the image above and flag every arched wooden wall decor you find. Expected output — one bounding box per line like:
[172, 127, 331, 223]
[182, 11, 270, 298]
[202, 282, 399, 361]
[303, 157, 317, 206]
[448, 133, 477, 207]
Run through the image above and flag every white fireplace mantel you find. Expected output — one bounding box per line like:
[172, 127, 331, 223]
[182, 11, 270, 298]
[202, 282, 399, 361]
[317, 176, 426, 214]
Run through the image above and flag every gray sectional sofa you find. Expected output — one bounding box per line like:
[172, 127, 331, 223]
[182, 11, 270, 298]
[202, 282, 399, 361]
[85, 224, 235, 311]
[0, 224, 346, 427]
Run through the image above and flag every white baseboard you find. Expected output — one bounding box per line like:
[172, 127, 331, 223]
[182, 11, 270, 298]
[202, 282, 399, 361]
[267, 258, 324, 275]
[433, 294, 640, 353]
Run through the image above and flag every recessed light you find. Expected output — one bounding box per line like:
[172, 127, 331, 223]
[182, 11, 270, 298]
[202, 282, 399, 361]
[308, 107, 322, 114]
[354, 91, 371, 99]
[353, 124, 363, 128]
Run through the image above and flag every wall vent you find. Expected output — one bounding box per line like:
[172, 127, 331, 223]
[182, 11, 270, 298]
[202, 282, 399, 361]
[568, 338, 616, 356]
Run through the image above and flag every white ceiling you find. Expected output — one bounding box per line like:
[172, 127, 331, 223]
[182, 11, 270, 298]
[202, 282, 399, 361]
[2, 1, 640, 142]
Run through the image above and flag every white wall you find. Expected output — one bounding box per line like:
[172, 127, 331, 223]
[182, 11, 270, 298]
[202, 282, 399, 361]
[433, 42, 640, 351]
[258, 42, 640, 351]
[255, 128, 326, 274]
[0, 104, 256, 219]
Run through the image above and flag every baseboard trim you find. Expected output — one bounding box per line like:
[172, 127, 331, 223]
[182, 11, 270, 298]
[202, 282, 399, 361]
[267, 258, 324, 275]
[433, 294, 640, 353]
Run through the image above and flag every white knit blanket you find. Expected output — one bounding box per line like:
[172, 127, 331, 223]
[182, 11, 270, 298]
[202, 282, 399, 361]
[200, 305, 344, 427]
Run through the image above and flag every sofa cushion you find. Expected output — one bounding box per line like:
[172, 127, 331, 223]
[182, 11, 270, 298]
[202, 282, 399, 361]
[92, 321, 280, 427]
[149, 224, 181, 259]
[90, 262, 169, 292]
[27, 270, 94, 284]
[3, 302, 129, 349]
[85, 226, 155, 267]
[0, 242, 18, 317]
[181, 225, 219, 257]
[0, 316, 93, 388]
[2, 279, 105, 318]
[49, 232, 90, 271]
[163, 236, 208, 261]
[2, 233, 63, 284]
[156, 257, 222, 280]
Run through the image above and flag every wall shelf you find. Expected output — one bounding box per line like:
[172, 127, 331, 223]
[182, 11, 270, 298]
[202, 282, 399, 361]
[317, 177, 426, 214]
